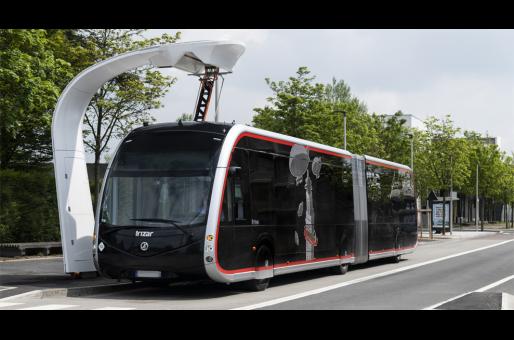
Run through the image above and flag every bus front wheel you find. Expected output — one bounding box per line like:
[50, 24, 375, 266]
[244, 245, 273, 292]
[332, 263, 349, 275]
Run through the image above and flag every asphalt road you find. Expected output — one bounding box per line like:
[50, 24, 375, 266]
[260, 236, 514, 309]
[1, 231, 513, 310]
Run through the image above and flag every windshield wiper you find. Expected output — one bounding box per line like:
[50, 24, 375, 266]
[130, 218, 193, 239]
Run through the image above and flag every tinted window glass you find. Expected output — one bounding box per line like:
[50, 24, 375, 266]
[221, 148, 251, 225]
[249, 150, 275, 225]
[100, 131, 222, 227]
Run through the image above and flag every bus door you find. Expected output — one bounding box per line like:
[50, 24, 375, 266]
[352, 155, 368, 264]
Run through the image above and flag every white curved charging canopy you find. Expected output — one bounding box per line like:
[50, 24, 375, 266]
[52, 41, 245, 273]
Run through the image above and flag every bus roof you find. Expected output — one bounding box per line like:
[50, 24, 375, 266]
[128, 121, 411, 172]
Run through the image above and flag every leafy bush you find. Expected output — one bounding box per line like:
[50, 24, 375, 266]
[0, 167, 60, 243]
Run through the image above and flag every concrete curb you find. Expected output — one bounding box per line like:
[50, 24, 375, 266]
[0, 283, 144, 302]
[65, 282, 144, 297]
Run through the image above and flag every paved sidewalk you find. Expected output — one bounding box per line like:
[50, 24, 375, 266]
[418, 230, 499, 242]
[0, 256, 124, 299]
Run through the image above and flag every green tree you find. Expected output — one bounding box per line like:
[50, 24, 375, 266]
[323, 77, 381, 155]
[0, 29, 74, 168]
[370, 111, 411, 165]
[0, 167, 60, 243]
[176, 113, 194, 122]
[497, 154, 514, 227]
[73, 29, 181, 207]
[253, 67, 328, 143]
[252, 67, 382, 155]
[324, 77, 367, 114]
[414, 116, 471, 233]
[461, 131, 506, 226]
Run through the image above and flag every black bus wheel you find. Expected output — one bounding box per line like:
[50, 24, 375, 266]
[244, 245, 273, 292]
[391, 255, 401, 263]
[332, 263, 349, 275]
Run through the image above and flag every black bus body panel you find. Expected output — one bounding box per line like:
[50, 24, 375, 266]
[365, 161, 417, 255]
[98, 230, 207, 280]
[217, 135, 356, 271]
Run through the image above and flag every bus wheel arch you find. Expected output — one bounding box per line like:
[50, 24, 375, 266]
[244, 241, 274, 292]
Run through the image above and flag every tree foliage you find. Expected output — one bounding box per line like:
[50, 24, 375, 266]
[0, 29, 74, 168]
[0, 167, 59, 243]
[253, 67, 384, 155]
[414, 116, 470, 200]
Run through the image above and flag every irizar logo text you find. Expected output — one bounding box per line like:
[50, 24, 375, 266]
[135, 231, 154, 237]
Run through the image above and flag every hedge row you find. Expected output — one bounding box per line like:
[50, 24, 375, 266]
[0, 167, 60, 243]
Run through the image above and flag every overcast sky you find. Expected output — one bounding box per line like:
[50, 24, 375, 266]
[99, 29, 514, 160]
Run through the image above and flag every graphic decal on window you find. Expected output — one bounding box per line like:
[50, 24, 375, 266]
[289, 144, 321, 260]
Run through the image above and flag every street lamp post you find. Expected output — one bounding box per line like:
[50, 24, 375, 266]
[407, 133, 414, 171]
[343, 111, 347, 150]
[450, 155, 453, 235]
[476, 163, 479, 231]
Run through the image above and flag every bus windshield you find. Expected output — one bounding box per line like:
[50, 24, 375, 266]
[100, 130, 223, 227]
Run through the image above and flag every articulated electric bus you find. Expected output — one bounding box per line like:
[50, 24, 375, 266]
[93, 122, 417, 291]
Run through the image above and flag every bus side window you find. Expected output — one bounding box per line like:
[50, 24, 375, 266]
[221, 179, 233, 224]
[249, 149, 274, 225]
[222, 148, 250, 225]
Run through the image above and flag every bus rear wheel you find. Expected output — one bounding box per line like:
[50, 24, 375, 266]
[244, 245, 273, 292]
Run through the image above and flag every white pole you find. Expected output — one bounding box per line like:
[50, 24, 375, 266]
[214, 77, 219, 122]
[476, 163, 479, 231]
[450, 170, 453, 235]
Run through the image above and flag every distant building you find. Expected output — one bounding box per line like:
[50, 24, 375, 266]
[480, 136, 501, 149]
[384, 113, 425, 130]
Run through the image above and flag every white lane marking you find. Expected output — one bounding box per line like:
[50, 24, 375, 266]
[502, 293, 514, 310]
[0, 290, 43, 302]
[0, 287, 16, 292]
[0, 302, 24, 308]
[424, 274, 514, 310]
[93, 307, 136, 310]
[475, 275, 514, 292]
[18, 304, 77, 310]
[233, 239, 514, 310]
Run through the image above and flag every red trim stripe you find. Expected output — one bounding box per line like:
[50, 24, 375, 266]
[218, 255, 355, 275]
[369, 245, 416, 255]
